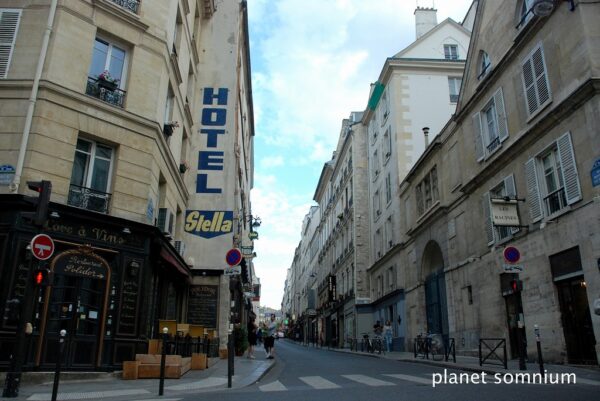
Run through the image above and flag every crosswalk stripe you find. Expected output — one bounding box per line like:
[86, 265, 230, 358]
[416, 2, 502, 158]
[383, 373, 432, 385]
[299, 376, 341, 389]
[259, 380, 287, 392]
[342, 374, 395, 386]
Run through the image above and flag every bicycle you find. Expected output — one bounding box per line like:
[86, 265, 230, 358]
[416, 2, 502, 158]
[372, 335, 385, 355]
[428, 333, 445, 361]
[361, 333, 373, 353]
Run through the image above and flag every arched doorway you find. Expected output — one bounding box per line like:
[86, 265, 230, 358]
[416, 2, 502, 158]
[421, 241, 448, 338]
[38, 247, 111, 369]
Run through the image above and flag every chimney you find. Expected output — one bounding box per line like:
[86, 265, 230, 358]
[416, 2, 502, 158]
[415, 7, 438, 39]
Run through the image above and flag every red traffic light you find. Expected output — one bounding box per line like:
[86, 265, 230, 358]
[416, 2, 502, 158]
[35, 270, 44, 285]
[510, 279, 523, 293]
[33, 268, 51, 286]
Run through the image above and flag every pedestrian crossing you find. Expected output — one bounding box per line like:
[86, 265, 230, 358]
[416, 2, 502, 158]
[258, 372, 430, 392]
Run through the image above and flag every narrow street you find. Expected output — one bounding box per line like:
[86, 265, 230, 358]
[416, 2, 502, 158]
[169, 340, 599, 401]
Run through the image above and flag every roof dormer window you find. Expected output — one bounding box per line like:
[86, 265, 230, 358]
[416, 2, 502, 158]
[478, 51, 491, 79]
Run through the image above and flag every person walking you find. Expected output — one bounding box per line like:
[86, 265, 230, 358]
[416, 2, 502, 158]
[247, 315, 258, 359]
[383, 320, 393, 352]
[264, 314, 277, 359]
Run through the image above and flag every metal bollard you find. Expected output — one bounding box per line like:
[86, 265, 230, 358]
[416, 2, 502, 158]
[51, 330, 67, 401]
[517, 321, 527, 370]
[534, 324, 544, 375]
[158, 327, 168, 396]
[227, 331, 234, 388]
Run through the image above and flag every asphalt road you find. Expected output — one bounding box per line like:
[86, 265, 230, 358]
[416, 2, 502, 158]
[163, 340, 599, 401]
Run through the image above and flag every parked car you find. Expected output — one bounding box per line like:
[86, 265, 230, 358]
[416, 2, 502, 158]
[277, 331, 284, 339]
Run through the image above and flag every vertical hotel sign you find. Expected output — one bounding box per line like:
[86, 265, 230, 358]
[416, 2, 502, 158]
[185, 88, 233, 239]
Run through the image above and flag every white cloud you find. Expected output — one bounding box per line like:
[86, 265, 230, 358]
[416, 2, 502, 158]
[260, 156, 285, 169]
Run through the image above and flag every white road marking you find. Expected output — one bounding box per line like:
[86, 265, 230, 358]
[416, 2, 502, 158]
[342, 374, 395, 386]
[166, 377, 227, 390]
[299, 376, 341, 389]
[259, 380, 287, 392]
[383, 373, 432, 385]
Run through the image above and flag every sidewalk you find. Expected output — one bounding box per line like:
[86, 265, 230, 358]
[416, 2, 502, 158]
[7, 347, 275, 400]
[317, 343, 600, 384]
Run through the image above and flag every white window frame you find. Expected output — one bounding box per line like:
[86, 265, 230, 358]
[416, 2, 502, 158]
[448, 77, 461, 103]
[473, 88, 509, 162]
[385, 173, 392, 205]
[383, 127, 392, 162]
[443, 44, 458, 60]
[0, 9, 21, 79]
[71, 138, 115, 194]
[478, 51, 491, 79]
[89, 36, 129, 89]
[517, 0, 535, 28]
[372, 150, 380, 181]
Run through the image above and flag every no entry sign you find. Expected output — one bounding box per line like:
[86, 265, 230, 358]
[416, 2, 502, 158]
[31, 234, 55, 260]
[225, 248, 242, 266]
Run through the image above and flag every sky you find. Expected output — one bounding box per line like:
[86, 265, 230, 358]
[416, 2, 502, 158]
[247, 0, 474, 309]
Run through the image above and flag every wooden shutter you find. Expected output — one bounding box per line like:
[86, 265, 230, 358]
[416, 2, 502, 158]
[532, 46, 551, 107]
[494, 88, 509, 142]
[482, 192, 494, 245]
[556, 132, 581, 205]
[525, 158, 543, 222]
[472, 112, 484, 161]
[0, 10, 21, 78]
[522, 58, 538, 115]
[504, 174, 520, 234]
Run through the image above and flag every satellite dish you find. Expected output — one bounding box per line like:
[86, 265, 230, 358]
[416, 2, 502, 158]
[532, 0, 555, 17]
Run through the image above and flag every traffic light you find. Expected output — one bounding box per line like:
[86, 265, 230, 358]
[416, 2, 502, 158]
[33, 267, 52, 286]
[23, 180, 52, 226]
[3, 298, 21, 325]
[510, 279, 523, 293]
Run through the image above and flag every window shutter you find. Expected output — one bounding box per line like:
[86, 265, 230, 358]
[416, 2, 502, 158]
[494, 88, 509, 142]
[556, 132, 581, 205]
[472, 112, 484, 161]
[504, 174, 520, 234]
[0, 10, 21, 78]
[522, 58, 538, 115]
[525, 158, 543, 222]
[532, 46, 551, 107]
[482, 192, 494, 245]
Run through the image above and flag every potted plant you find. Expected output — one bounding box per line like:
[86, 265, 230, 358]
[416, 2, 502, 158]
[163, 121, 179, 137]
[97, 70, 120, 91]
[233, 326, 248, 356]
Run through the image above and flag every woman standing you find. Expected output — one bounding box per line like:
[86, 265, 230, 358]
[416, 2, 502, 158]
[247, 316, 258, 359]
[383, 320, 393, 352]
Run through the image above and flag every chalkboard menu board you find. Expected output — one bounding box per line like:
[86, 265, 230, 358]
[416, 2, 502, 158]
[187, 285, 218, 328]
[117, 259, 142, 336]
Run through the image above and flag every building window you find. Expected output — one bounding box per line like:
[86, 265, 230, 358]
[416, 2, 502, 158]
[68, 138, 114, 214]
[380, 89, 390, 124]
[383, 128, 392, 160]
[521, 43, 551, 118]
[369, 120, 377, 145]
[478, 51, 491, 79]
[443, 44, 458, 60]
[385, 217, 393, 249]
[372, 150, 380, 181]
[385, 173, 392, 205]
[448, 77, 461, 103]
[483, 175, 518, 245]
[517, 0, 535, 28]
[86, 37, 127, 107]
[0, 9, 21, 78]
[373, 189, 381, 218]
[525, 132, 581, 222]
[473, 88, 509, 161]
[416, 166, 439, 216]
[387, 267, 395, 290]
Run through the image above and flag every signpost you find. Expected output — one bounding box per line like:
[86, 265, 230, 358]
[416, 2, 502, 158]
[502, 246, 523, 273]
[225, 248, 242, 267]
[248, 231, 258, 240]
[30, 234, 55, 261]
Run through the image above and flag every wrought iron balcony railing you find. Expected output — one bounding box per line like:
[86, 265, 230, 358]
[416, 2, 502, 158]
[544, 187, 567, 216]
[86, 77, 126, 108]
[68, 184, 111, 214]
[109, 0, 140, 14]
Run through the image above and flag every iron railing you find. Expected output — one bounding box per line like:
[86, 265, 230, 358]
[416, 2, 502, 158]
[108, 0, 140, 14]
[543, 187, 567, 216]
[86, 77, 126, 108]
[68, 184, 111, 214]
[162, 335, 219, 358]
[486, 136, 501, 153]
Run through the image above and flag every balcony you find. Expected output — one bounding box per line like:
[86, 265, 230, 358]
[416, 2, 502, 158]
[108, 0, 140, 14]
[68, 184, 111, 214]
[86, 77, 126, 108]
[486, 136, 500, 154]
[544, 187, 567, 216]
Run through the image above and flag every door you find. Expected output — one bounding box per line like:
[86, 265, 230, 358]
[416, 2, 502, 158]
[425, 270, 448, 338]
[504, 292, 524, 359]
[556, 277, 598, 365]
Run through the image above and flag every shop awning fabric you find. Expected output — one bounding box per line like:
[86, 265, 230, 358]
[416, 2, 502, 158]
[159, 246, 190, 280]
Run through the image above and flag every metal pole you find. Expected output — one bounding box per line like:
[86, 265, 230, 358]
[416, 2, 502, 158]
[517, 321, 527, 370]
[534, 324, 544, 375]
[50, 330, 66, 401]
[227, 331, 233, 388]
[158, 327, 168, 396]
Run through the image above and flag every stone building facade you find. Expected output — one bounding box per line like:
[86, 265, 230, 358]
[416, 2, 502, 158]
[0, 0, 256, 371]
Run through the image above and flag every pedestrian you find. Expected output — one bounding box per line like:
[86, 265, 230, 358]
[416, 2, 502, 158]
[383, 320, 393, 352]
[256, 325, 263, 345]
[247, 315, 257, 359]
[264, 314, 277, 359]
[373, 320, 383, 336]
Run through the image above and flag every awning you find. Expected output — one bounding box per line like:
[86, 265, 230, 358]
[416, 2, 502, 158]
[159, 246, 190, 280]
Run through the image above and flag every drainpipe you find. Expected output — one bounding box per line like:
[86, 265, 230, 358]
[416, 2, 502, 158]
[10, 0, 59, 193]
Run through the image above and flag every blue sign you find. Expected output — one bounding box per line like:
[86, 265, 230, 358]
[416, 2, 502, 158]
[146, 198, 154, 222]
[503, 246, 521, 264]
[0, 164, 15, 186]
[225, 248, 242, 266]
[184, 210, 233, 238]
[591, 158, 600, 187]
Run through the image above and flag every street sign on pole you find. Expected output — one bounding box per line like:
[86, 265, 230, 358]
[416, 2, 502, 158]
[225, 248, 242, 266]
[224, 266, 241, 276]
[30, 234, 55, 261]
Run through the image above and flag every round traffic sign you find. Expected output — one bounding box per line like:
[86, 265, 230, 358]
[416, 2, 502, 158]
[31, 234, 55, 261]
[503, 246, 521, 264]
[225, 248, 242, 266]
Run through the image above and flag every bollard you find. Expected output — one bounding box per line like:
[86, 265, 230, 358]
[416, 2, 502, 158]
[51, 330, 67, 401]
[534, 324, 544, 375]
[517, 321, 527, 370]
[227, 331, 234, 388]
[158, 327, 168, 396]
